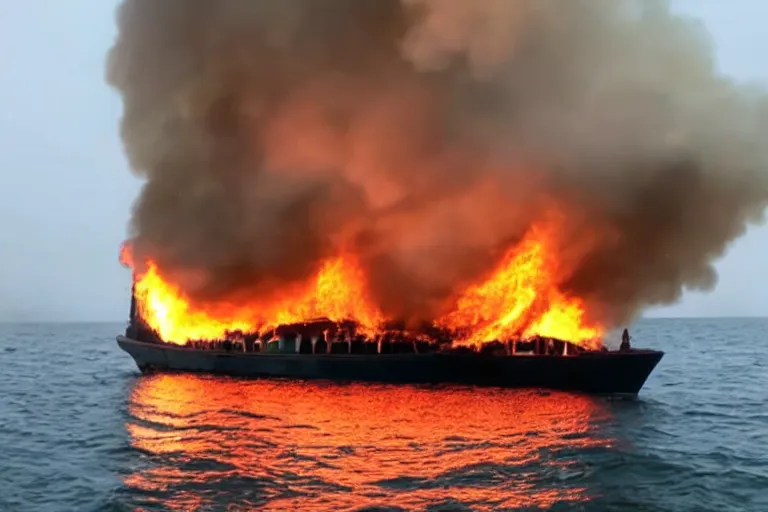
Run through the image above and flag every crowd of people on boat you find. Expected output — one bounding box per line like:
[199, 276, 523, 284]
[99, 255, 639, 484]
[128, 317, 635, 355]
[177, 331, 593, 356]
[183, 330, 442, 355]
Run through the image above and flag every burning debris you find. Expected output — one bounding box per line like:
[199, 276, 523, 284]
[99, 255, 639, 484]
[120, 233, 604, 350]
[110, 1, 768, 348]
[126, 308, 587, 358]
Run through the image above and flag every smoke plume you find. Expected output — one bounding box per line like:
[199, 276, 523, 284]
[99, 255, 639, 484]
[107, 0, 768, 328]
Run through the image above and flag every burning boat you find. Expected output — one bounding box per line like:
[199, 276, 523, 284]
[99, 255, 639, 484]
[117, 284, 664, 395]
[104, 0, 768, 399]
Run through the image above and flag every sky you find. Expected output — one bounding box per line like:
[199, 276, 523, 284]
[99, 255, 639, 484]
[0, 0, 766, 322]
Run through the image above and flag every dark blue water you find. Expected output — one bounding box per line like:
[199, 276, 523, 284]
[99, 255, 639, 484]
[1, 319, 766, 511]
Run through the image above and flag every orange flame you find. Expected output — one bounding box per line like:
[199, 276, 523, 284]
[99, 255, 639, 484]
[133, 255, 384, 344]
[125, 222, 603, 348]
[437, 225, 602, 348]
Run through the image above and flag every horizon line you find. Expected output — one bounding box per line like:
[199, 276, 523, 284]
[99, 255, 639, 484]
[0, 315, 766, 325]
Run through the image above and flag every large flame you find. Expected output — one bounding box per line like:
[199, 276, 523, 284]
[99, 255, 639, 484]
[437, 226, 602, 349]
[124, 222, 603, 348]
[132, 254, 384, 343]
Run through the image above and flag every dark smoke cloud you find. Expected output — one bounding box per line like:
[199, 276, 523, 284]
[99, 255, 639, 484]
[107, 0, 768, 328]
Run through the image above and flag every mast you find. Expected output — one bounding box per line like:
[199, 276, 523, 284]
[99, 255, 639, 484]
[129, 279, 137, 324]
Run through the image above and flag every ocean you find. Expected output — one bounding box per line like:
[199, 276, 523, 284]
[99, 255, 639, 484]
[0, 318, 766, 511]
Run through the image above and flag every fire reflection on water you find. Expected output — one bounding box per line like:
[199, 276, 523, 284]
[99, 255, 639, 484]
[124, 375, 614, 511]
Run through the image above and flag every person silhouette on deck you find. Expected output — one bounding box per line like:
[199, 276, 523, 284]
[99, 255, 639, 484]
[620, 328, 631, 352]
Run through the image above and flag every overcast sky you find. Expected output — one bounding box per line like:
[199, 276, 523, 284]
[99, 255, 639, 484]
[0, 0, 766, 322]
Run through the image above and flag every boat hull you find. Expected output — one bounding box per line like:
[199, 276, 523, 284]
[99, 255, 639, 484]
[117, 336, 663, 395]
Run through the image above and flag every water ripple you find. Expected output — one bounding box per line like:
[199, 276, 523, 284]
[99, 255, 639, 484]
[1, 319, 767, 511]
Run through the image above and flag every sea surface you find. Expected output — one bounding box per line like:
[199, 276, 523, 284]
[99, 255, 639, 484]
[0, 318, 766, 512]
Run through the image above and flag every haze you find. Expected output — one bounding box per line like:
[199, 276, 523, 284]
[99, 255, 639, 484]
[0, 0, 766, 322]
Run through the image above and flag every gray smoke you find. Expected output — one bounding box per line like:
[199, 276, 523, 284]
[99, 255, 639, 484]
[107, 0, 768, 329]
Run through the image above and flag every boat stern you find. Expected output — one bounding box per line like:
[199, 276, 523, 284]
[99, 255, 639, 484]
[117, 335, 170, 373]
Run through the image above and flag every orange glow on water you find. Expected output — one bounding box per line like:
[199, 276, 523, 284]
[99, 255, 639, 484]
[124, 375, 614, 511]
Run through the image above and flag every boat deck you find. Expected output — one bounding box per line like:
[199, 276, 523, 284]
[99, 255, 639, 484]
[117, 335, 664, 395]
